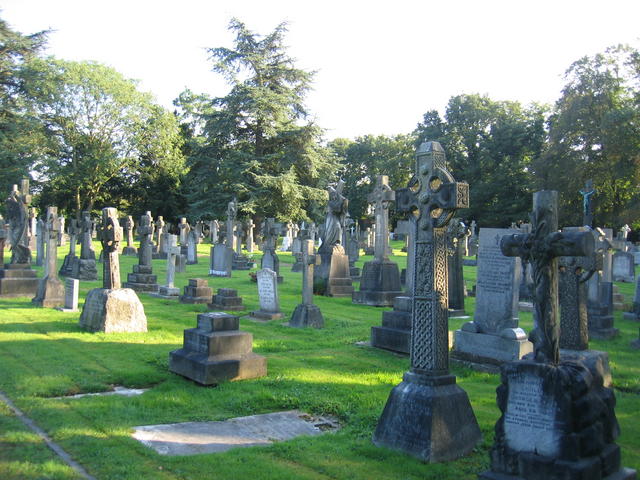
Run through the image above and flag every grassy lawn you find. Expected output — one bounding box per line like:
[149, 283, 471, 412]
[0, 239, 638, 479]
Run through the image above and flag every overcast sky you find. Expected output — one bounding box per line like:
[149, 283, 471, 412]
[2, 0, 639, 140]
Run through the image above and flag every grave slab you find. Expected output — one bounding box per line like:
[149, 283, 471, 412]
[132, 410, 337, 456]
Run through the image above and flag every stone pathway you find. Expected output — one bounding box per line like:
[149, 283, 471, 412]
[133, 410, 339, 456]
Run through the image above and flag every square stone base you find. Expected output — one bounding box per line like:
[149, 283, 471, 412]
[169, 349, 267, 385]
[451, 330, 533, 368]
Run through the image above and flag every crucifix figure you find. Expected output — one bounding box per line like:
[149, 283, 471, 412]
[500, 191, 594, 364]
[373, 141, 480, 462]
[579, 179, 596, 227]
[100, 208, 123, 290]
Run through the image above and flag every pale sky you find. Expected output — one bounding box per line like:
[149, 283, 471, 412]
[2, 0, 639, 140]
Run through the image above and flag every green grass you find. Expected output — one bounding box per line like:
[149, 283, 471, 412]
[0, 240, 638, 479]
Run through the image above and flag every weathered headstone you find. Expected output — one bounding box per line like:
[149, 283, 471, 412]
[259, 218, 283, 283]
[122, 216, 138, 255]
[179, 278, 213, 304]
[35, 218, 45, 266]
[123, 211, 158, 292]
[480, 191, 634, 480]
[32, 206, 65, 307]
[55, 277, 79, 313]
[0, 180, 39, 297]
[250, 269, 283, 320]
[373, 141, 480, 462]
[186, 230, 198, 265]
[612, 250, 634, 282]
[79, 208, 147, 333]
[209, 243, 232, 277]
[70, 210, 98, 281]
[314, 180, 354, 297]
[353, 175, 402, 306]
[208, 288, 245, 311]
[194, 221, 204, 244]
[246, 219, 255, 253]
[446, 218, 467, 316]
[153, 234, 181, 299]
[452, 227, 531, 370]
[178, 217, 190, 250]
[169, 311, 267, 385]
[209, 219, 219, 244]
[290, 240, 324, 328]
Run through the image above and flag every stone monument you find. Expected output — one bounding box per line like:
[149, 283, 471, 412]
[32, 206, 65, 307]
[249, 269, 284, 320]
[179, 278, 213, 304]
[186, 230, 198, 265]
[314, 180, 354, 297]
[152, 234, 181, 299]
[122, 216, 137, 255]
[480, 190, 634, 480]
[79, 208, 147, 333]
[612, 250, 634, 282]
[451, 227, 532, 370]
[209, 219, 219, 244]
[35, 218, 45, 266]
[373, 141, 480, 462]
[123, 211, 158, 292]
[289, 239, 324, 328]
[70, 210, 98, 281]
[0, 180, 39, 297]
[579, 179, 596, 227]
[353, 175, 402, 306]
[446, 218, 467, 316]
[59, 218, 80, 277]
[208, 288, 245, 311]
[169, 311, 267, 385]
[259, 218, 283, 283]
[246, 218, 255, 253]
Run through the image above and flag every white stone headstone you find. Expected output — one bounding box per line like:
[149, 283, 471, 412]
[256, 269, 279, 313]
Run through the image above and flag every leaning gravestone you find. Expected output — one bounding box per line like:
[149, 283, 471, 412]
[250, 269, 283, 320]
[451, 227, 532, 370]
[169, 311, 267, 385]
[32, 206, 65, 308]
[290, 239, 324, 328]
[612, 250, 634, 282]
[79, 207, 147, 333]
[373, 141, 480, 462]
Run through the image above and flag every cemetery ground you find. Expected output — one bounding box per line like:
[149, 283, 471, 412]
[0, 241, 638, 480]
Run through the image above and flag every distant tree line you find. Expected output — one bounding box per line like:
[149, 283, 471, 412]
[1, 16, 638, 230]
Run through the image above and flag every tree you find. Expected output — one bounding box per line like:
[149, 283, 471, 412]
[329, 134, 415, 223]
[23, 58, 185, 218]
[532, 45, 640, 227]
[180, 18, 337, 222]
[415, 94, 546, 226]
[0, 17, 48, 197]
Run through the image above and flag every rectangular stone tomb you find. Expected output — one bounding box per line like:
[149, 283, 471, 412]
[169, 311, 266, 385]
[179, 278, 213, 304]
[0, 264, 39, 297]
[208, 288, 245, 311]
[132, 410, 338, 456]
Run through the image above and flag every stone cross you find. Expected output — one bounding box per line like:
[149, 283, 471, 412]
[165, 234, 181, 288]
[579, 179, 596, 227]
[301, 239, 318, 305]
[155, 216, 165, 248]
[235, 221, 243, 256]
[500, 191, 594, 364]
[246, 219, 255, 252]
[138, 211, 154, 267]
[44, 207, 61, 278]
[226, 198, 237, 249]
[36, 218, 46, 267]
[395, 141, 469, 377]
[125, 216, 135, 248]
[368, 175, 395, 261]
[100, 208, 123, 289]
[620, 224, 631, 240]
[262, 218, 278, 252]
[79, 211, 95, 260]
[67, 219, 80, 257]
[178, 217, 190, 246]
[558, 228, 599, 351]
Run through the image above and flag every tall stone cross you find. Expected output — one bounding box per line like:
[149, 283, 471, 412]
[226, 198, 237, 249]
[155, 216, 165, 248]
[500, 191, 594, 364]
[45, 207, 61, 278]
[79, 211, 95, 260]
[138, 211, 154, 267]
[178, 217, 190, 246]
[373, 141, 479, 462]
[301, 239, 318, 306]
[558, 228, 599, 351]
[165, 234, 181, 288]
[368, 175, 394, 261]
[246, 219, 255, 252]
[235, 221, 244, 255]
[100, 208, 123, 289]
[125, 216, 135, 248]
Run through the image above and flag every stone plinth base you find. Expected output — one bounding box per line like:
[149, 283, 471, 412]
[451, 326, 533, 370]
[124, 264, 158, 292]
[352, 259, 402, 307]
[0, 264, 39, 297]
[232, 253, 253, 270]
[313, 246, 354, 297]
[122, 246, 138, 256]
[169, 312, 267, 385]
[373, 372, 481, 462]
[371, 296, 411, 354]
[71, 258, 97, 281]
[79, 288, 147, 333]
[480, 359, 635, 480]
[180, 278, 212, 304]
[32, 275, 65, 308]
[208, 288, 245, 311]
[289, 303, 324, 328]
[151, 285, 180, 299]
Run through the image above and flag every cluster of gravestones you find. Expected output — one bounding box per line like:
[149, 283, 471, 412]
[0, 140, 637, 479]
